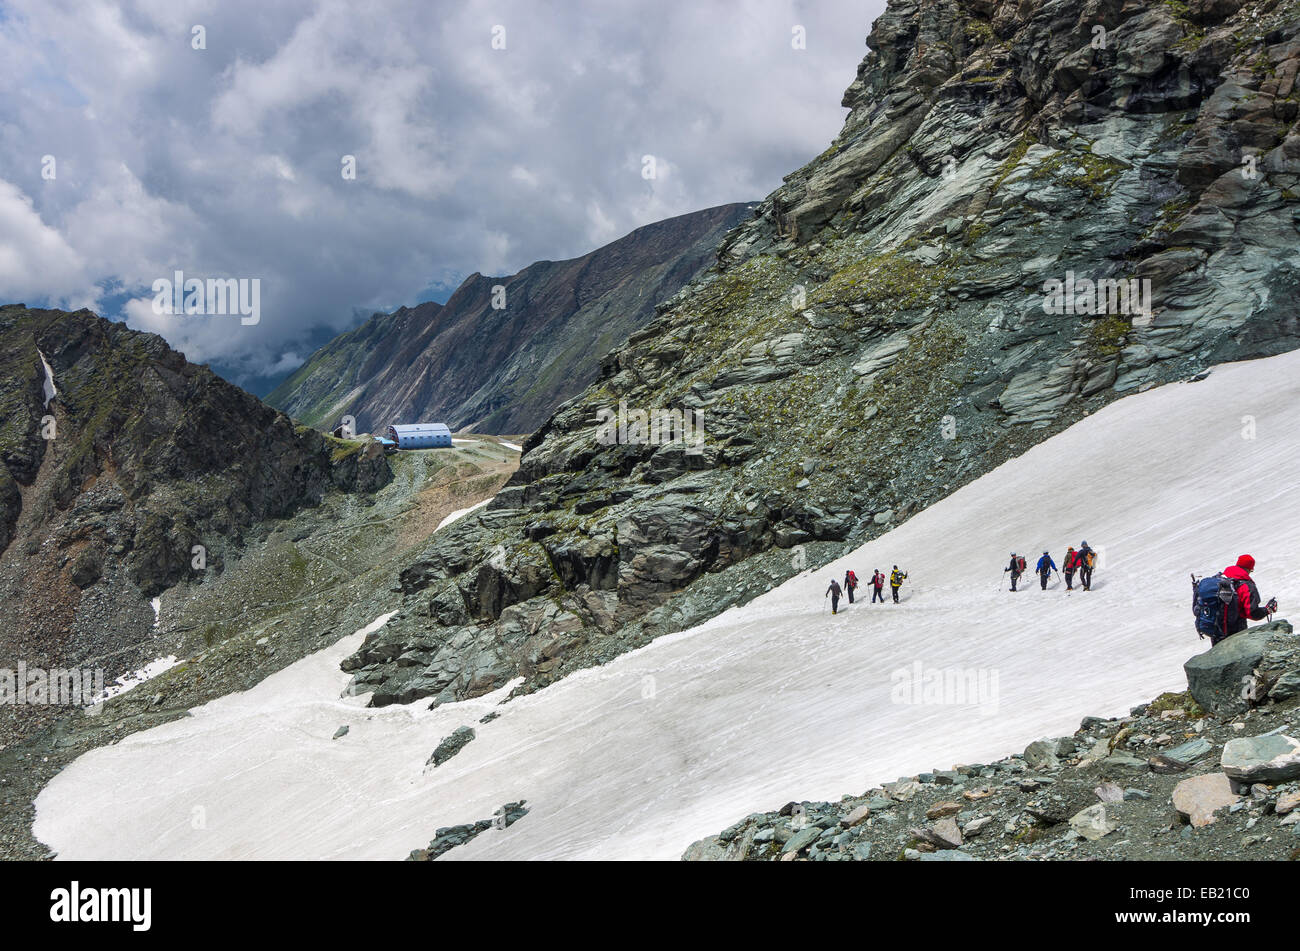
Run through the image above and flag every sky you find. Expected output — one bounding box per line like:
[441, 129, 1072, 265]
[0, 0, 886, 393]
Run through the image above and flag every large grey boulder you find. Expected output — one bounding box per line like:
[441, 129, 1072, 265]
[1221, 734, 1300, 785]
[1024, 738, 1062, 771]
[1183, 627, 1274, 715]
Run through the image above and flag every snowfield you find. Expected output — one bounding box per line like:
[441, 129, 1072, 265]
[33, 351, 1300, 860]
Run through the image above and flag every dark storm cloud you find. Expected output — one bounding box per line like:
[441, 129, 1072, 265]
[0, 0, 885, 386]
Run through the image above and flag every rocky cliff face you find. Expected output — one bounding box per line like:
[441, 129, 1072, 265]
[343, 0, 1300, 709]
[266, 202, 755, 434]
[0, 305, 390, 736]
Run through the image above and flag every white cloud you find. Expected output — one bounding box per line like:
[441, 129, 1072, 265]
[0, 0, 888, 386]
[0, 178, 91, 306]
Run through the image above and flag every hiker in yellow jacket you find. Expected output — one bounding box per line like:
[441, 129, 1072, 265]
[889, 565, 907, 603]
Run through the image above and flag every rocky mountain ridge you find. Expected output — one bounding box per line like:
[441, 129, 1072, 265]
[266, 202, 755, 434]
[0, 304, 390, 746]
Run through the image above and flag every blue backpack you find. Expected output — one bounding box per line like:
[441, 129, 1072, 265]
[1192, 573, 1240, 639]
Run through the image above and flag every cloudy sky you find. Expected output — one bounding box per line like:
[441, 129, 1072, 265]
[0, 0, 885, 393]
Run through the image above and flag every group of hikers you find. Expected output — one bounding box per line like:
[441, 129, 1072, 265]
[821, 545, 1280, 651]
[826, 567, 907, 614]
[1004, 541, 1097, 592]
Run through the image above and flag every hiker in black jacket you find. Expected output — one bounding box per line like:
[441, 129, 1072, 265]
[1076, 541, 1096, 590]
[1005, 553, 1024, 591]
[870, 569, 886, 603]
[826, 579, 843, 615]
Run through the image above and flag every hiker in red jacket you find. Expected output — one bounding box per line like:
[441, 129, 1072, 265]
[870, 569, 886, 603]
[1222, 554, 1277, 636]
[1061, 546, 1077, 590]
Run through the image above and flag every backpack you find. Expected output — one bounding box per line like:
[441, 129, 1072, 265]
[1015, 556, 1026, 573]
[1083, 550, 1096, 568]
[1193, 573, 1240, 639]
[847, 571, 857, 586]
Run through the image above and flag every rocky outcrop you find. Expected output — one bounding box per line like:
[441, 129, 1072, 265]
[1185, 620, 1298, 714]
[427, 726, 476, 767]
[406, 801, 528, 860]
[267, 203, 755, 434]
[343, 0, 1300, 711]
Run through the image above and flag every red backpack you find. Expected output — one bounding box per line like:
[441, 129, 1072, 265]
[1016, 556, 1027, 573]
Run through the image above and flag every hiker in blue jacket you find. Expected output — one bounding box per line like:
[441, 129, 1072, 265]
[1036, 551, 1057, 590]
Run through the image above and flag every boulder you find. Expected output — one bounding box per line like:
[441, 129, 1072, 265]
[1221, 734, 1300, 784]
[917, 817, 963, 850]
[884, 779, 922, 801]
[1024, 738, 1061, 770]
[1183, 628, 1273, 715]
[1094, 782, 1125, 803]
[681, 836, 728, 861]
[1172, 772, 1239, 828]
[1268, 670, 1300, 702]
[1165, 737, 1214, 763]
[842, 804, 871, 828]
[1069, 803, 1120, 841]
[926, 801, 962, 819]
[781, 825, 821, 855]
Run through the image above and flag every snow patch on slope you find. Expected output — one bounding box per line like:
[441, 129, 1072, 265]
[88, 656, 180, 706]
[37, 349, 57, 407]
[437, 499, 491, 531]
